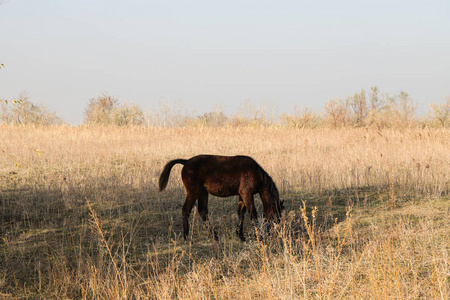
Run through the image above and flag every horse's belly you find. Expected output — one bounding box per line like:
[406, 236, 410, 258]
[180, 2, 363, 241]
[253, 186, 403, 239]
[204, 183, 238, 197]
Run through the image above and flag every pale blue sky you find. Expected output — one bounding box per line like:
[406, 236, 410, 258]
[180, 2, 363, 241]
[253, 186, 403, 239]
[1, 0, 449, 123]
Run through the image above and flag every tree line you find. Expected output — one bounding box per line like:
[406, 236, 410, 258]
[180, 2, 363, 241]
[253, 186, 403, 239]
[1, 88, 449, 128]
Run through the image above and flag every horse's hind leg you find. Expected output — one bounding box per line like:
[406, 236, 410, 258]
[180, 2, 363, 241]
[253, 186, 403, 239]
[236, 196, 246, 241]
[198, 188, 218, 240]
[182, 193, 197, 240]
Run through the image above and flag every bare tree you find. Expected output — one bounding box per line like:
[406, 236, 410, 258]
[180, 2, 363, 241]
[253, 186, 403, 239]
[1, 92, 62, 125]
[396, 91, 417, 126]
[429, 97, 450, 127]
[279, 106, 319, 129]
[84, 93, 119, 125]
[324, 98, 349, 128]
[350, 89, 368, 126]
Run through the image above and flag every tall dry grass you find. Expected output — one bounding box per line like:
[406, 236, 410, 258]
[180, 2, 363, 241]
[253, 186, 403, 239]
[0, 125, 449, 299]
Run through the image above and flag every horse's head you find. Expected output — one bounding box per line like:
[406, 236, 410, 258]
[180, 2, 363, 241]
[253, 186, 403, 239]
[279, 199, 285, 215]
[275, 199, 284, 222]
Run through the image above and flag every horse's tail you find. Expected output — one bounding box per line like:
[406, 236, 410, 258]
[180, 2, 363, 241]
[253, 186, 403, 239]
[159, 159, 187, 191]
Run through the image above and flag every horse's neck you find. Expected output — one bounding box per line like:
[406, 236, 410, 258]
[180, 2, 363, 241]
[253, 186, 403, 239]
[261, 187, 275, 202]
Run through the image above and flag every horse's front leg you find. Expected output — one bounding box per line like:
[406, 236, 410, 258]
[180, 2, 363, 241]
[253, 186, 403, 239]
[239, 190, 259, 239]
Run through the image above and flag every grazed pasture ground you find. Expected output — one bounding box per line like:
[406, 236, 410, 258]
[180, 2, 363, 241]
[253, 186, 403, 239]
[0, 125, 449, 299]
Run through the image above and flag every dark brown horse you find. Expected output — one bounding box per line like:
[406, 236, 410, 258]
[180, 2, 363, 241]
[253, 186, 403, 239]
[159, 155, 284, 241]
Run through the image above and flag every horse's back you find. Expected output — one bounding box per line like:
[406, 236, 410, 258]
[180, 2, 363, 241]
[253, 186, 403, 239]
[184, 155, 259, 173]
[182, 154, 259, 180]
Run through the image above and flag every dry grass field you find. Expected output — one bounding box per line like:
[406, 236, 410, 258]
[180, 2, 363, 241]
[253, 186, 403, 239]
[0, 125, 449, 299]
